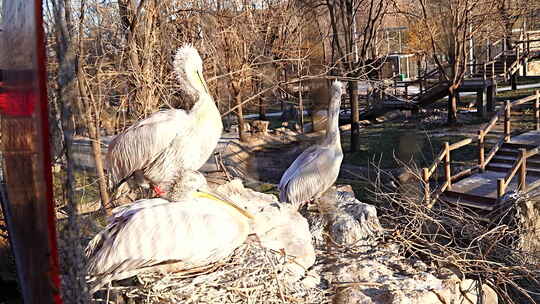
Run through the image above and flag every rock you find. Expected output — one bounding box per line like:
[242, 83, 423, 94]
[458, 279, 498, 304]
[251, 120, 269, 134]
[215, 179, 316, 282]
[300, 270, 321, 289]
[514, 192, 540, 261]
[323, 243, 498, 304]
[304, 187, 382, 247]
[243, 122, 251, 132]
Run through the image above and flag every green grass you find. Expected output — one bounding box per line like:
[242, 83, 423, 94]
[341, 123, 473, 170]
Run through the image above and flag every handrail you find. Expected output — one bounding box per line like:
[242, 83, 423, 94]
[484, 137, 505, 166]
[503, 152, 524, 187]
[427, 148, 447, 177]
[497, 148, 528, 198]
[483, 114, 499, 135]
[451, 165, 480, 182]
[449, 138, 473, 150]
[511, 94, 538, 107]
[422, 90, 540, 205]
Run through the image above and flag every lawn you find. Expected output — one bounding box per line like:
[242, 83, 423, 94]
[340, 84, 540, 172]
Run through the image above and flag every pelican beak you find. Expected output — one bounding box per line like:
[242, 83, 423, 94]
[196, 70, 210, 95]
[193, 190, 255, 220]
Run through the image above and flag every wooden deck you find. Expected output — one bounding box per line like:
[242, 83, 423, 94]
[423, 90, 540, 211]
[440, 131, 540, 210]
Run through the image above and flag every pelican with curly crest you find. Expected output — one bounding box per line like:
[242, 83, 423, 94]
[278, 80, 345, 208]
[85, 172, 254, 293]
[107, 45, 222, 196]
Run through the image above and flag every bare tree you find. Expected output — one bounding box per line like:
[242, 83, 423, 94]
[311, 0, 388, 151]
[411, 0, 496, 124]
[50, 0, 91, 301]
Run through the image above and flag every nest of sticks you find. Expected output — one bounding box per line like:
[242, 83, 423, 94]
[368, 166, 540, 304]
[92, 238, 328, 303]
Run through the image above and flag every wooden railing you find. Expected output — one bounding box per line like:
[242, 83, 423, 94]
[496, 145, 540, 198]
[422, 90, 540, 205]
[467, 30, 539, 81]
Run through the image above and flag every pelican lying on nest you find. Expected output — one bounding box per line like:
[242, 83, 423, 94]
[278, 80, 345, 208]
[107, 45, 223, 196]
[86, 172, 253, 294]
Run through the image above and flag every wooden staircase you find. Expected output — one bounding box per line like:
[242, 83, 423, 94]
[358, 30, 540, 122]
[423, 91, 540, 211]
[439, 141, 540, 210]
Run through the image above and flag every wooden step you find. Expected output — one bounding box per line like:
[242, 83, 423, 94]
[485, 163, 540, 176]
[440, 191, 497, 210]
[496, 148, 540, 160]
[491, 155, 540, 168]
[502, 142, 537, 150]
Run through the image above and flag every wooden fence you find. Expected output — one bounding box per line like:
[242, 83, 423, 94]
[422, 90, 540, 205]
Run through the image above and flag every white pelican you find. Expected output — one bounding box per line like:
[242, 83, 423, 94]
[107, 45, 223, 196]
[278, 80, 345, 207]
[85, 175, 254, 293]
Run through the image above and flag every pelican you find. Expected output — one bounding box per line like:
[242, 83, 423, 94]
[107, 45, 223, 196]
[85, 174, 254, 293]
[278, 80, 345, 208]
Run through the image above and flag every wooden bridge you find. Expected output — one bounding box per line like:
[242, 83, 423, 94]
[422, 90, 540, 211]
[360, 29, 540, 121]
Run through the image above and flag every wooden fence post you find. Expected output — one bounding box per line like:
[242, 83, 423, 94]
[422, 168, 430, 203]
[497, 178, 505, 199]
[444, 142, 452, 190]
[504, 56, 508, 80]
[519, 149, 527, 192]
[478, 130, 485, 171]
[534, 90, 540, 131]
[527, 33, 531, 54]
[504, 100, 511, 141]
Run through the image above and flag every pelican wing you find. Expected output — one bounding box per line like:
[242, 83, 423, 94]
[107, 109, 191, 186]
[279, 145, 339, 205]
[109, 198, 171, 224]
[86, 199, 249, 281]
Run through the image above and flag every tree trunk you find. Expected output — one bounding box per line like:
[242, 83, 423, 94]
[235, 94, 248, 142]
[52, 0, 91, 300]
[299, 81, 304, 133]
[350, 80, 360, 152]
[75, 7, 111, 214]
[258, 97, 266, 120]
[448, 87, 458, 124]
[85, 114, 111, 214]
[258, 81, 266, 120]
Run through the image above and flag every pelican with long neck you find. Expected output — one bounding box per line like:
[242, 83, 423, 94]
[278, 80, 345, 207]
[106, 45, 223, 196]
[321, 82, 344, 147]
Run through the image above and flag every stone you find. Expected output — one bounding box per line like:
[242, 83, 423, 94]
[251, 120, 269, 134]
[305, 187, 382, 247]
[322, 243, 498, 304]
[243, 122, 251, 132]
[514, 192, 540, 261]
[215, 179, 316, 282]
